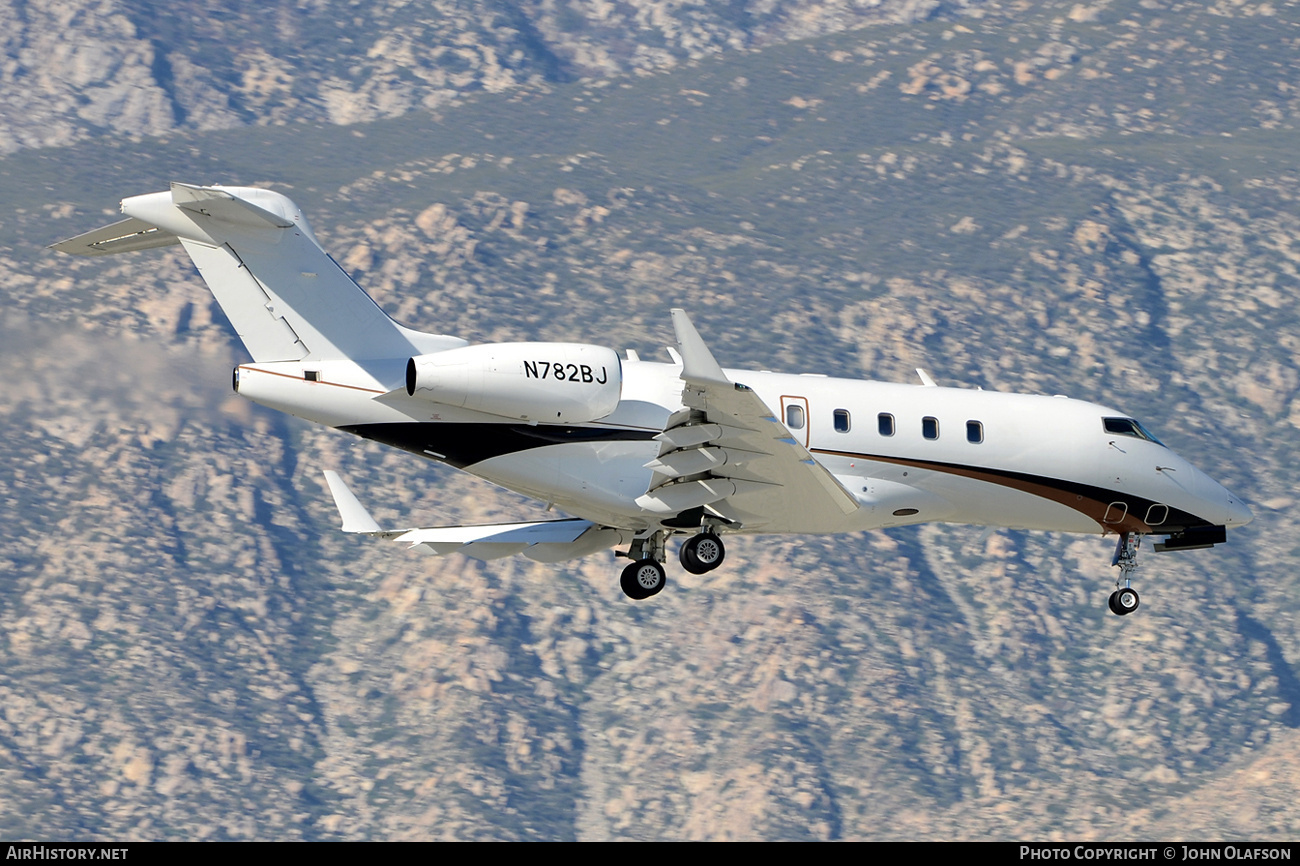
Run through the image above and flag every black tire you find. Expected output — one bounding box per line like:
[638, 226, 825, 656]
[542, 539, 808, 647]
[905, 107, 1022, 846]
[621, 559, 666, 599]
[679, 533, 726, 575]
[1113, 586, 1140, 616]
[1107, 591, 1121, 616]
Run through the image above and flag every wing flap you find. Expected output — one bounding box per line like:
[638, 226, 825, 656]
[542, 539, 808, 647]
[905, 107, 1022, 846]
[403, 519, 618, 562]
[397, 519, 593, 546]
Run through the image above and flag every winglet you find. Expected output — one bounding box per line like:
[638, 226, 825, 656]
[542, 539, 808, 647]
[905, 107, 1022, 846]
[323, 470, 383, 533]
[670, 309, 730, 385]
[916, 368, 937, 387]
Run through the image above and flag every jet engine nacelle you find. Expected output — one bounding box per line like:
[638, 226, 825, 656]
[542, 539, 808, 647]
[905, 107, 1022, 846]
[406, 343, 622, 423]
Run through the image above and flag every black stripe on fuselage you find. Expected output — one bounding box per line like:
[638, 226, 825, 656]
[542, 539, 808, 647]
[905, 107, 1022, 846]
[337, 422, 1215, 533]
[339, 422, 658, 469]
[813, 448, 1215, 533]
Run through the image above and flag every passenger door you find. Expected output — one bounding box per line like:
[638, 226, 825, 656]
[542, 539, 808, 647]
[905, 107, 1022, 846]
[780, 395, 810, 448]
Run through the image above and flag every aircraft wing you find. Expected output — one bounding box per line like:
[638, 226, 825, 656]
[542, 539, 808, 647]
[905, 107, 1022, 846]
[322, 471, 626, 562]
[635, 310, 860, 531]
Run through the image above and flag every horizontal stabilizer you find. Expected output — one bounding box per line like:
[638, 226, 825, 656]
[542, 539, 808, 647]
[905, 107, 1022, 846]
[322, 470, 624, 562]
[49, 217, 180, 256]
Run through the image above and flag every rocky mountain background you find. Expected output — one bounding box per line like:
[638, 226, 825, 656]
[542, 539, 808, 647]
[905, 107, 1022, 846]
[0, 0, 962, 153]
[2, 0, 1299, 840]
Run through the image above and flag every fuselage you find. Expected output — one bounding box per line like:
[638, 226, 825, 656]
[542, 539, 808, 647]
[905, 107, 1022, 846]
[232, 355, 1251, 539]
[53, 183, 1251, 607]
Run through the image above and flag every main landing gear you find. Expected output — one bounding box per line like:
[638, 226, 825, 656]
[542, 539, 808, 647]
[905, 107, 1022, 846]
[1108, 532, 1142, 616]
[618, 529, 727, 600]
[620, 530, 668, 600]
[679, 530, 726, 575]
[620, 559, 667, 600]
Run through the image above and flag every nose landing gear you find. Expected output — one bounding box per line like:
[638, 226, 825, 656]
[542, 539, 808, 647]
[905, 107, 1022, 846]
[1108, 532, 1142, 616]
[1108, 585, 1141, 615]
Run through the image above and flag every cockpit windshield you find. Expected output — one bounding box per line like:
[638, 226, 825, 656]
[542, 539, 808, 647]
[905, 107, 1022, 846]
[1102, 417, 1165, 446]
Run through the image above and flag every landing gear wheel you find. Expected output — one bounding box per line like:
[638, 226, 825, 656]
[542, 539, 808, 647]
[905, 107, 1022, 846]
[620, 559, 667, 600]
[1111, 586, 1140, 616]
[679, 533, 726, 575]
[1108, 533, 1143, 616]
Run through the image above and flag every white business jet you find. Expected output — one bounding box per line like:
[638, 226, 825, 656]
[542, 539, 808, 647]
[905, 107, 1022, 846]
[54, 184, 1253, 612]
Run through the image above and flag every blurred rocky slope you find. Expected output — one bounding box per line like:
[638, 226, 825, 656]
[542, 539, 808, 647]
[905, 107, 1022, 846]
[2, 0, 1300, 841]
[0, 0, 963, 153]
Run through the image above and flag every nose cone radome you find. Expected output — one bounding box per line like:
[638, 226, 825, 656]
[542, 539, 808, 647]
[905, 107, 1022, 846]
[1226, 492, 1254, 528]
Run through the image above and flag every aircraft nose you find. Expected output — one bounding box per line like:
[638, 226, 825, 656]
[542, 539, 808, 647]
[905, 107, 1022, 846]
[1226, 492, 1253, 528]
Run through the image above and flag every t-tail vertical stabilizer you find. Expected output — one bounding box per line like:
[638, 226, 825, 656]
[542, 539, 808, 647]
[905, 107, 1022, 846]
[51, 183, 465, 363]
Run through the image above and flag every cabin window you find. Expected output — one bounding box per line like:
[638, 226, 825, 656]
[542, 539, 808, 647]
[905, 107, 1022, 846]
[1102, 417, 1164, 446]
[304, 370, 320, 382]
[833, 409, 851, 433]
[878, 413, 895, 436]
[786, 404, 806, 429]
[922, 416, 939, 440]
[966, 420, 983, 444]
